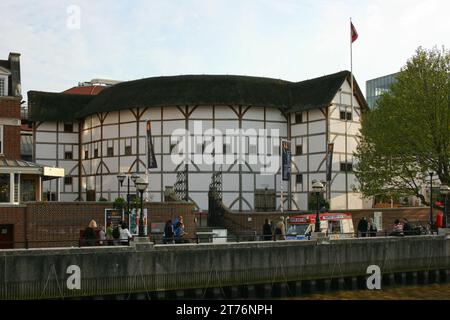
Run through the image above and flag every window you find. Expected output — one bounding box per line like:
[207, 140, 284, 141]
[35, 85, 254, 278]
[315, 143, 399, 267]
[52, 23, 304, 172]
[64, 177, 73, 185]
[346, 111, 353, 121]
[295, 145, 303, 155]
[94, 148, 99, 158]
[84, 150, 88, 159]
[296, 174, 303, 184]
[340, 108, 352, 121]
[0, 125, 3, 154]
[64, 151, 73, 160]
[340, 162, 353, 172]
[125, 146, 132, 156]
[64, 123, 73, 132]
[0, 174, 10, 202]
[107, 147, 114, 157]
[295, 113, 303, 124]
[0, 77, 5, 96]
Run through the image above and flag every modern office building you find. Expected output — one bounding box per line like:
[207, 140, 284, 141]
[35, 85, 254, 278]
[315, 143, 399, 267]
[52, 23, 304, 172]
[365, 72, 399, 108]
[29, 71, 369, 211]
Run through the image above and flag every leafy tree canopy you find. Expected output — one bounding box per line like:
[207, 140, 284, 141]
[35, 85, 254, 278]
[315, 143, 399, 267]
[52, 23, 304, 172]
[355, 46, 449, 207]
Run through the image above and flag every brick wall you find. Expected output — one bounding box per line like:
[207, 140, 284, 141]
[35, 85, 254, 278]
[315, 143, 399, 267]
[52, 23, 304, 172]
[2, 125, 21, 159]
[0, 97, 21, 118]
[0, 97, 21, 159]
[0, 201, 197, 248]
[0, 206, 26, 247]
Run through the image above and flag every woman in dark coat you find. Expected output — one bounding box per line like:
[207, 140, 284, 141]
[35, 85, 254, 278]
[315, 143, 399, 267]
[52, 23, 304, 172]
[262, 219, 272, 241]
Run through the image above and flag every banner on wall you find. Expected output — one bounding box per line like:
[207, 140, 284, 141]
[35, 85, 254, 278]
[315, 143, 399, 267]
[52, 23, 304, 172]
[281, 140, 291, 181]
[104, 209, 124, 229]
[326, 143, 334, 182]
[147, 120, 158, 169]
[129, 208, 148, 236]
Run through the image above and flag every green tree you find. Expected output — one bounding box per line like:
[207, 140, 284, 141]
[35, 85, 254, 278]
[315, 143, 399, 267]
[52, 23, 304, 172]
[355, 46, 450, 207]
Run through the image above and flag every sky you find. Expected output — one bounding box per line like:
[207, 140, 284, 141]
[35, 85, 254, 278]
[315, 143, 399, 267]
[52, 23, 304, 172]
[1, 0, 449, 100]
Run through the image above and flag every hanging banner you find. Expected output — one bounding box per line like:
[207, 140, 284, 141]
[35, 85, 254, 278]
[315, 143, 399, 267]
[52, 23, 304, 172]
[147, 120, 158, 169]
[326, 143, 334, 182]
[281, 140, 291, 181]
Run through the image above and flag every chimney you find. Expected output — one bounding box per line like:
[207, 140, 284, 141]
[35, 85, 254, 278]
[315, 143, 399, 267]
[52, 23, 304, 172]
[8, 52, 21, 98]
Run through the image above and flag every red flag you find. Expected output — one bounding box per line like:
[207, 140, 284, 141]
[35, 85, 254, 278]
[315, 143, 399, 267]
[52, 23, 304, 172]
[351, 22, 358, 43]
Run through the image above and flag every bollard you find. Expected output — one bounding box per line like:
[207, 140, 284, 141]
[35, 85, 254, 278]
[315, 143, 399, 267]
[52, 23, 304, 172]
[323, 279, 332, 292]
[156, 291, 166, 300]
[194, 288, 204, 299]
[433, 270, 441, 283]
[136, 293, 147, 300]
[387, 274, 395, 287]
[445, 270, 450, 283]
[421, 271, 429, 285]
[410, 272, 418, 285]
[230, 286, 240, 299]
[176, 290, 184, 299]
[294, 281, 302, 295]
[212, 288, 222, 299]
[262, 284, 272, 299]
[116, 294, 126, 300]
[337, 278, 345, 291]
[350, 277, 358, 291]
[279, 283, 288, 297]
[246, 285, 256, 299]
[400, 273, 407, 286]
[309, 280, 317, 293]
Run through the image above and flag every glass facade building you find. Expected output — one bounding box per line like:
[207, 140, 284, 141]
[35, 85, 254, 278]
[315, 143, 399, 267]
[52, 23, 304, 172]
[366, 72, 399, 108]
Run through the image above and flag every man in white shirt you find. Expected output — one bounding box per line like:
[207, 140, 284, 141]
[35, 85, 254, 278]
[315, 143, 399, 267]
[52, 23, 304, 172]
[119, 223, 133, 245]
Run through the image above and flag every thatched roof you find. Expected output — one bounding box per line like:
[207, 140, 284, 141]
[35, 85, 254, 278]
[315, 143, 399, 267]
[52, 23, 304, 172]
[28, 71, 367, 121]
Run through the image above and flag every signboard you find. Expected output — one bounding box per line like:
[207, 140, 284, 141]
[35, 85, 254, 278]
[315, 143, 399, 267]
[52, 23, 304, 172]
[147, 120, 158, 169]
[326, 143, 334, 182]
[129, 208, 148, 236]
[43, 167, 65, 177]
[374, 211, 383, 231]
[281, 140, 291, 181]
[104, 209, 124, 229]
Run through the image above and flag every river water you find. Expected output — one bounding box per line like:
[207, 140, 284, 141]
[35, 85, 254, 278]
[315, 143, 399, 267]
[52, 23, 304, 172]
[290, 283, 450, 300]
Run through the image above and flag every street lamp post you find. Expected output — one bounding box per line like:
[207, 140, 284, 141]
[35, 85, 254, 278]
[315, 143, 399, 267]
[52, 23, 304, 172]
[117, 173, 140, 214]
[135, 177, 149, 237]
[428, 172, 434, 228]
[440, 185, 450, 228]
[312, 180, 325, 233]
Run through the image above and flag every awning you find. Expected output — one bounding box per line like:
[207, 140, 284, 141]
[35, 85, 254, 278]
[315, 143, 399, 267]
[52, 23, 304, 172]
[0, 157, 64, 179]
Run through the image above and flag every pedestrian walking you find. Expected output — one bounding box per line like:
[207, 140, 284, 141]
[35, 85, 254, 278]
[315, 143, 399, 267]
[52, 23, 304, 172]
[390, 219, 404, 236]
[357, 217, 369, 237]
[274, 217, 286, 240]
[119, 222, 133, 245]
[163, 220, 174, 244]
[262, 219, 272, 241]
[84, 219, 98, 246]
[106, 221, 114, 246]
[98, 224, 106, 245]
[368, 218, 377, 237]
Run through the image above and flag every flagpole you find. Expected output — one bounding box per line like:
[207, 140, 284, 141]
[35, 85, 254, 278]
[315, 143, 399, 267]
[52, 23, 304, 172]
[348, 17, 354, 211]
[350, 17, 354, 111]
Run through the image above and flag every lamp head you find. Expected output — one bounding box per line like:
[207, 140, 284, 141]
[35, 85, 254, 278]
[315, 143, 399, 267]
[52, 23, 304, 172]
[135, 177, 148, 192]
[131, 173, 140, 184]
[312, 180, 324, 193]
[117, 173, 126, 186]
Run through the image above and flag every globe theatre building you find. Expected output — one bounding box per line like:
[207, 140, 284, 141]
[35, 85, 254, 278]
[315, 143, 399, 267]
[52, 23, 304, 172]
[28, 71, 368, 211]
